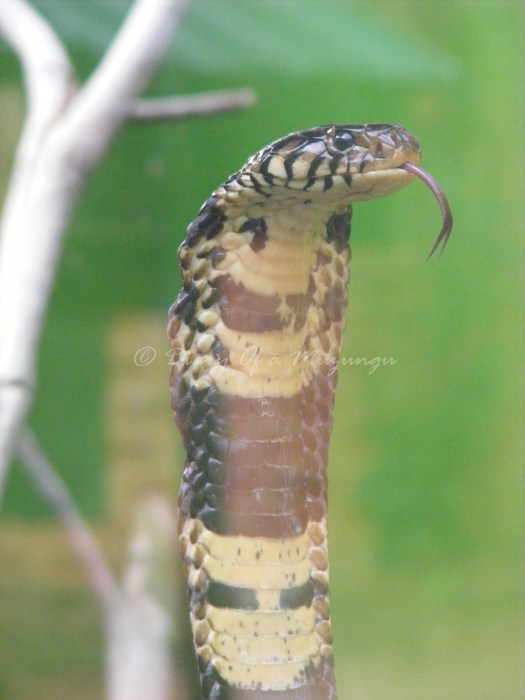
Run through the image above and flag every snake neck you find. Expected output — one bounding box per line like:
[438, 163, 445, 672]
[168, 190, 351, 700]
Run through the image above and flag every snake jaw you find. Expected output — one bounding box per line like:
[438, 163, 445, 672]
[399, 161, 453, 258]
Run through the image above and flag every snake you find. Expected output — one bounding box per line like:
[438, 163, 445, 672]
[167, 123, 452, 700]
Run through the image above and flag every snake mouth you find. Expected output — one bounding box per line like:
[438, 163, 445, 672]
[399, 162, 453, 258]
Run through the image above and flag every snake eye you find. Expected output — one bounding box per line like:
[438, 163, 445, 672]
[332, 132, 354, 152]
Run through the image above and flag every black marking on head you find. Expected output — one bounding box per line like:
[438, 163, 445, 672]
[358, 158, 369, 174]
[185, 196, 226, 246]
[306, 153, 326, 179]
[248, 173, 267, 196]
[207, 581, 259, 610]
[283, 149, 305, 179]
[279, 580, 314, 609]
[328, 152, 343, 174]
[325, 209, 352, 253]
[258, 158, 278, 185]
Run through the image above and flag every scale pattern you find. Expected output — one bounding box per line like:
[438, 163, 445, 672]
[168, 124, 423, 700]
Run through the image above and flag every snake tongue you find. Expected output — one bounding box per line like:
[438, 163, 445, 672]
[399, 161, 453, 259]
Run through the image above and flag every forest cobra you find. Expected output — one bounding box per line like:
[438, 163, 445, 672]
[168, 124, 452, 700]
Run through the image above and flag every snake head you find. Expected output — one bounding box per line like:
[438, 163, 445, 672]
[245, 123, 452, 257]
[249, 123, 420, 197]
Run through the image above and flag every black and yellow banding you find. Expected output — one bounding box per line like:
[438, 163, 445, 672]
[168, 125, 451, 700]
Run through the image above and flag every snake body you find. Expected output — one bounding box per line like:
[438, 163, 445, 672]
[168, 124, 451, 700]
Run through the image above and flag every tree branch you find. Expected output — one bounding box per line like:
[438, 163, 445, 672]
[0, 0, 76, 265]
[0, 0, 77, 498]
[17, 429, 119, 612]
[0, 0, 191, 498]
[0, 0, 75, 130]
[107, 496, 179, 700]
[57, 0, 192, 170]
[129, 88, 257, 122]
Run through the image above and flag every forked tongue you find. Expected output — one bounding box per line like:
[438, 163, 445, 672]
[400, 162, 453, 259]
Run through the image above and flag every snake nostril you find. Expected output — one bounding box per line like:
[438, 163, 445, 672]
[332, 132, 354, 152]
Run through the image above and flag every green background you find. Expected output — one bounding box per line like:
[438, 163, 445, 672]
[0, 2, 522, 699]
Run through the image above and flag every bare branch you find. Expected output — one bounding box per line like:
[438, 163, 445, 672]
[0, 0, 75, 127]
[129, 88, 257, 122]
[107, 496, 179, 700]
[0, 0, 191, 496]
[17, 429, 119, 612]
[58, 0, 192, 170]
[0, 0, 76, 496]
[0, 0, 76, 242]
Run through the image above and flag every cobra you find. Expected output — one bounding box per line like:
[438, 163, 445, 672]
[168, 124, 452, 700]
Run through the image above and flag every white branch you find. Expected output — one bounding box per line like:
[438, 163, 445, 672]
[57, 0, 191, 170]
[0, 0, 75, 135]
[0, 0, 191, 497]
[129, 88, 257, 121]
[107, 496, 179, 700]
[17, 429, 119, 611]
[0, 0, 76, 496]
[0, 0, 75, 269]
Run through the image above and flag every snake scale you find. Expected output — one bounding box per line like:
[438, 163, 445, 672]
[167, 124, 451, 700]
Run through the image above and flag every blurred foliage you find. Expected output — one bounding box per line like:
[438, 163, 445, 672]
[27, 1, 458, 82]
[0, 1, 522, 699]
